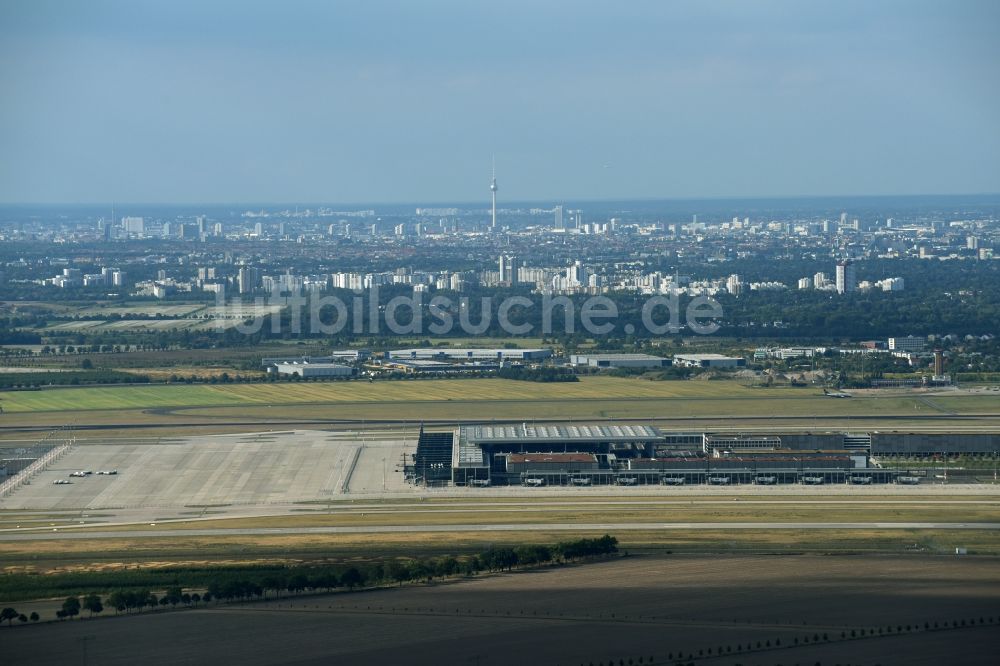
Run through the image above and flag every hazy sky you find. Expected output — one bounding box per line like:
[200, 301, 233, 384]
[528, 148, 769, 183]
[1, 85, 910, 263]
[1, 0, 998, 204]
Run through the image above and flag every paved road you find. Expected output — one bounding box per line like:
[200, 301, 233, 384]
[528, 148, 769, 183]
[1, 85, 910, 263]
[3, 521, 999, 541]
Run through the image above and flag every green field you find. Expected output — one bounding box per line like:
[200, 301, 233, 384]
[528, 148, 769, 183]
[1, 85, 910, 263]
[0, 378, 998, 437]
[5, 494, 1000, 572]
[0, 377, 799, 413]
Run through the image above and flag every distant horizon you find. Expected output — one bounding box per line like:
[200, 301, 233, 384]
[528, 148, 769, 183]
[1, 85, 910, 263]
[3, 191, 1000, 210]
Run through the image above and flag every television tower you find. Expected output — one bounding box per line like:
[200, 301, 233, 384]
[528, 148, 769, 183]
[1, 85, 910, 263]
[490, 155, 498, 231]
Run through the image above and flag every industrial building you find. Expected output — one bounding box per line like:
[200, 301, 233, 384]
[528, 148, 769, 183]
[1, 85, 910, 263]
[888, 336, 926, 352]
[381, 359, 500, 374]
[389, 348, 553, 361]
[673, 353, 746, 368]
[406, 425, 999, 487]
[261, 352, 369, 367]
[272, 361, 355, 378]
[570, 353, 672, 369]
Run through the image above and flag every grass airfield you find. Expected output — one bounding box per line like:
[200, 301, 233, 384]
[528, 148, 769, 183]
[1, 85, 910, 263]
[0, 377, 998, 438]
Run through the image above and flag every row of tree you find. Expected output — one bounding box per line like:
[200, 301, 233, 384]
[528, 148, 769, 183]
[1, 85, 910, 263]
[495, 366, 579, 382]
[1, 536, 619, 625]
[1, 607, 39, 625]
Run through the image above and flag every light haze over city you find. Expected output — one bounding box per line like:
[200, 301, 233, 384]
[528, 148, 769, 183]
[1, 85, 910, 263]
[1, 0, 998, 204]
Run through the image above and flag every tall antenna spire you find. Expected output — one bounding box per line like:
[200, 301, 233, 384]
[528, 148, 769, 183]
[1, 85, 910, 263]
[490, 154, 498, 232]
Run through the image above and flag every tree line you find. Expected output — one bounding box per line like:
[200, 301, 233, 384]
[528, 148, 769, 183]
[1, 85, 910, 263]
[0, 536, 618, 622]
[495, 366, 579, 382]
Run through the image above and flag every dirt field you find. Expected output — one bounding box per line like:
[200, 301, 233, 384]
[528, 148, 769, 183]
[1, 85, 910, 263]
[4, 554, 998, 665]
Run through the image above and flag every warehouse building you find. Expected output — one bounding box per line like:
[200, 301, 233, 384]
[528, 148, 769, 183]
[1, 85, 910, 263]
[262, 352, 368, 367]
[389, 348, 553, 361]
[272, 361, 354, 378]
[381, 359, 500, 374]
[570, 353, 671, 369]
[673, 353, 746, 368]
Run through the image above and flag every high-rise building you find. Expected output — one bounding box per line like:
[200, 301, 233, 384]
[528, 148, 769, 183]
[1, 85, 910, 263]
[499, 254, 520, 285]
[876, 277, 905, 292]
[726, 274, 742, 295]
[237, 265, 259, 295]
[566, 260, 587, 286]
[122, 216, 144, 234]
[813, 272, 827, 289]
[554, 205, 564, 230]
[835, 260, 856, 294]
[933, 349, 944, 378]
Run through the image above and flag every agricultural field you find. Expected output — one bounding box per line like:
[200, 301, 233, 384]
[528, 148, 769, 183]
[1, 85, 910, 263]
[199, 304, 284, 319]
[4, 554, 998, 665]
[72, 304, 208, 318]
[33, 302, 284, 332]
[0, 343, 328, 370]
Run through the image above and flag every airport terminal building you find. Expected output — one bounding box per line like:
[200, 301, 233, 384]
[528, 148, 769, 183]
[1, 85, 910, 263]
[407, 425, 1000, 487]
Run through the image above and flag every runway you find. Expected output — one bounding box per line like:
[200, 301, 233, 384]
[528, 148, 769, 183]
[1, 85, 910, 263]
[4, 521, 999, 541]
[2, 411, 1000, 436]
